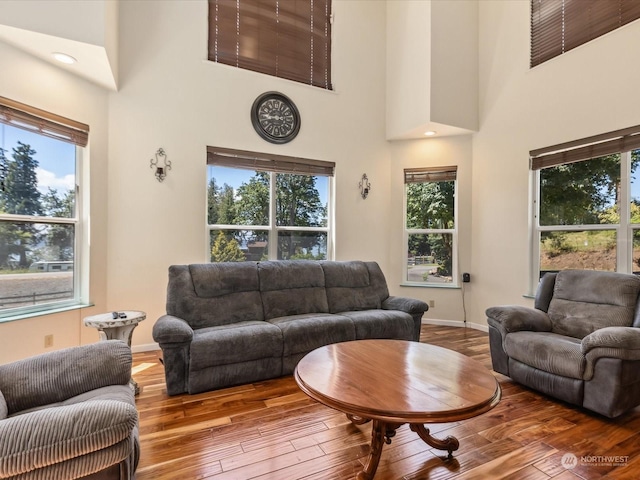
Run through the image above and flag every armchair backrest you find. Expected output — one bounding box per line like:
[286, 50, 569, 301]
[544, 270, 640, 339]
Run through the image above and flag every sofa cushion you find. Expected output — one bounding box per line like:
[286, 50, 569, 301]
[322, 261, 382, 313]
[259, 261, 329, 319]
[190, 322, 283, 370]
[339, 310, 414, 340]
[167, 264, 264, 328]
[0, 389, 6, 420]
[505, 331, 585, 380]
[267, 313, 355, 356]
[548, 270, 640, 339]
[10, 385, 135, 416]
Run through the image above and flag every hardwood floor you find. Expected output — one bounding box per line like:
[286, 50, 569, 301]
[132, 325, 640, 479]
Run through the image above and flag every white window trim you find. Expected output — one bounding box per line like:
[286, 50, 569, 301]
[206, 171, 333, 261]
[530, 150, 637, 294]
[0, 145, 88, 321]
[401, 180, 459, 288]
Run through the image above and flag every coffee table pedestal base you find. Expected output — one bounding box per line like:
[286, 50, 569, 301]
[354, 418, 460, 480]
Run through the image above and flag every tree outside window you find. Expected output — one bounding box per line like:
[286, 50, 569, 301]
[207, 165, 331, 262]
[404, 167, 457, 285]
[0, 125, 80, 314]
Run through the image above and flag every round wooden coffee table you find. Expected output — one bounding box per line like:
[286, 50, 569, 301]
[294, 339, 501, 480]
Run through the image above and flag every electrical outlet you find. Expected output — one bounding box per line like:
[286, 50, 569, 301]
[44, 334, 53, 348]
[429, 300, 435, 308]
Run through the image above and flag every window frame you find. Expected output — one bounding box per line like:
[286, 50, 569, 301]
[402, 167, 459, 288]
[206, 146, 334, 262]
[0, 98, 88, 320]
[529, 125, 640, 293]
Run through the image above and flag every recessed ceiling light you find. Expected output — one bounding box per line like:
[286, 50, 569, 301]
[424, 131, 437, 136]
[52, 52, 77, 64]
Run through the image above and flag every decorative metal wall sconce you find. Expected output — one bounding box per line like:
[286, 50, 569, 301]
[150, 148, 171, 182]
[359, 173, 371, 199]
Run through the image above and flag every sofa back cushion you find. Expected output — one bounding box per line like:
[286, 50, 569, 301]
[322, 261, 388, 313]
[166, 263, 264, 329]
[0, 389, 7, 420]
[548, 269, 640, 339]
[258, 261, 329, 320]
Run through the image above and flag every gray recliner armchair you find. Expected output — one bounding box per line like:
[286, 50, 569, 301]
[487, 269, 640, 418]
[0, 341, 139, 480]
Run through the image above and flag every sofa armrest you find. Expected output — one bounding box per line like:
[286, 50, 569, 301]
[486, 305, 552, 338]
[582, 327, 640, 360]
[0, 341, 131, 414]
[0, 400, 137, 478]
[152, 314, 194, 344]
[382, 296, 429, 315]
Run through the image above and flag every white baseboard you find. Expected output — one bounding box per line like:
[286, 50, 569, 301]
[131, 342, 160, 353]
[422, 318, 489, 333]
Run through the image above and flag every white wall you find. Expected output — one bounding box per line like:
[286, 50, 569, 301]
[107, 0, 391, 348]
[467, 0, 640, 327]
[0, 41, 110, 363]
[4, 0, 640, 361]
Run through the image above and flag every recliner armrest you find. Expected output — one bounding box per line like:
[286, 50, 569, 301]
[0, 400, 137, 478]
[382, 296, 429, 314]
[486, 305, 552, 338]
[152, 314, 194, 344]
[582, 327, 640, 360]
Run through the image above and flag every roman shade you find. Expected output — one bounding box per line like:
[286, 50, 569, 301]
[208, 0, 332, 89]
[0, 96, 89, 147]
[404, 166, 457, 184]
[531, 0, 640, 67]
[207, 146, 335, 176]
[530, 124, 640, 170]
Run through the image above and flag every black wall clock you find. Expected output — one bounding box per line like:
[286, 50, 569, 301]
[251, 92, 301, 144]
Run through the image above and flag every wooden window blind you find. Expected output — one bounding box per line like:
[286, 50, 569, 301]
[0, 96, 89, 147]
[530, 124, 640, 170]
[531, 0, 640, 67]
[404, 166, 457, 184]
[207, 146, 335, 176]
[208, 0, 332, 90]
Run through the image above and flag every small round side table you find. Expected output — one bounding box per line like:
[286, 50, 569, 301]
[83, 310, 146, 394]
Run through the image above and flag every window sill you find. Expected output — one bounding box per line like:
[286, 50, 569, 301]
[0, 302, 94, 324]
[400, 282, 460, 289]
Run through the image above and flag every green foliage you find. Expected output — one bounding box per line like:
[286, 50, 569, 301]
[211, 231, 245, 262]
[207, 170, 327, 261]
[406, 181, 455, 277]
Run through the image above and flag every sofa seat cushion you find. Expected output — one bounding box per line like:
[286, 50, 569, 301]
[267, 313, 355, 356]
[190, 322, 283, 370]
[339, 310, 414, 340]
[10, 385, 135, 416]
[505, 331, 585, 380]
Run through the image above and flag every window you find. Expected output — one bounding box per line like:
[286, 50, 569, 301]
[208, 0, 332, 89]
[403, 166, 458, 286]
[530, 125, 640, 288]
[0, 96, 88, 318]
[207, 146, 333, 262]
[531, 0, 640, 67]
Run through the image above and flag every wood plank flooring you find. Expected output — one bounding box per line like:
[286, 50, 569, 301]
[132, 325, 640, 479]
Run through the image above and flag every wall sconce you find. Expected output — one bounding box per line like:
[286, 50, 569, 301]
[359, 173, 371, 199]
[150, 148, 171, 182]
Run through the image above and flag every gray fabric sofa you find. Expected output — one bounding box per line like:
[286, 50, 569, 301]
[153, 260, 429, 395]
[0, 340, 139, 480]
[487, 269, 640, 418]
